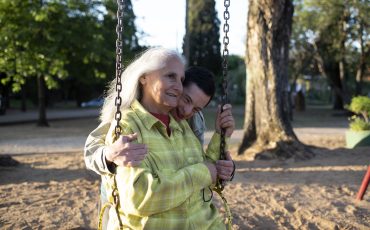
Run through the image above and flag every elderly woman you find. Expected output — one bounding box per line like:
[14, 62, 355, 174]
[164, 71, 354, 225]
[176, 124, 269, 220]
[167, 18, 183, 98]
[101, 47, 227, 229]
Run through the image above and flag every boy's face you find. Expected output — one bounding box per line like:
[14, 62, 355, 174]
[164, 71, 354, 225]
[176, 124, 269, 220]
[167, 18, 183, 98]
[171, 83, 211, 121]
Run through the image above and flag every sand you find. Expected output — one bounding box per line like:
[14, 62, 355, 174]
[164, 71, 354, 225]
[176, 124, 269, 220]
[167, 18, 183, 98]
[0, 117, 369, 229]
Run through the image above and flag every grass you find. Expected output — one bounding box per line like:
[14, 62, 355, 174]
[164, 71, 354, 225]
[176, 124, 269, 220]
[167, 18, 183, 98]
[202, 104, 245, 131]
[202, 103, 349, 131]
[8, 99, 82, 110]
[9, 99, 37, 110]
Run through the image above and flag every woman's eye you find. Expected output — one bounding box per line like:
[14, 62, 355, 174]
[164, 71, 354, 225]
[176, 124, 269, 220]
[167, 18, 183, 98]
[167, 73, 175, 79]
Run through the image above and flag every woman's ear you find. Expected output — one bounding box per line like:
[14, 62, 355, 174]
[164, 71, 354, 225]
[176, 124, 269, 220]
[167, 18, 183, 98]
[139, 75, 146, 85]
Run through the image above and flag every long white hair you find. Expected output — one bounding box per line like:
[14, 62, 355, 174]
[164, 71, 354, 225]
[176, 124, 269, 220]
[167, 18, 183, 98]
[100, 47, 185, 123]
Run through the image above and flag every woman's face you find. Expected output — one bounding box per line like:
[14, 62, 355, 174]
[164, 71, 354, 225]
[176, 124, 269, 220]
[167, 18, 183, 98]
[140, 57, 185, 114]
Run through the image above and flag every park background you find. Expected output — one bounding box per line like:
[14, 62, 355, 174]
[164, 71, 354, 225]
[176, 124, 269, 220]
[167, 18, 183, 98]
[0, 0, 369, 229]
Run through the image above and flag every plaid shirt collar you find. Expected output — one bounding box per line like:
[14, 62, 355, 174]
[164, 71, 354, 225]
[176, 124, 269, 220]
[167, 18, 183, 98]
[131, 100, 183, 134]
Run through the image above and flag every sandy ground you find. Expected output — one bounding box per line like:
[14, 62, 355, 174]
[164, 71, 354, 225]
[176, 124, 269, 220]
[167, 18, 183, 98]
[0, 113, 369, 229]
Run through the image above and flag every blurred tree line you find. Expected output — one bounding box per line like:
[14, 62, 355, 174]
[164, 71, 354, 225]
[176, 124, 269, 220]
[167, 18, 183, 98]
[0, 0, 239, 125]
[290, 0, 369, 110]
[0, 0, 143, 125]
[184, 0, 222, 76]
[183, 0, 246, 106]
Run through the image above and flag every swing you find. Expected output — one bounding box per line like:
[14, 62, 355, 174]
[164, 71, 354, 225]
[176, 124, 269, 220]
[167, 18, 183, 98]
[99, 1, 233, 229]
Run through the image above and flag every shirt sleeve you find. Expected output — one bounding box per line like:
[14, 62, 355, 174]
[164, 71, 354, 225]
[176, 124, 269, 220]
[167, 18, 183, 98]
[204, 132, 230, 162]
[84, 122, 114, 175]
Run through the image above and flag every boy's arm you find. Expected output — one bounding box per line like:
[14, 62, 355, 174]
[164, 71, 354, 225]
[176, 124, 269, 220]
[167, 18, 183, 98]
[84, 122, 147, 175]
[187, 111, 206, 145]
[84, 122, 113, 175]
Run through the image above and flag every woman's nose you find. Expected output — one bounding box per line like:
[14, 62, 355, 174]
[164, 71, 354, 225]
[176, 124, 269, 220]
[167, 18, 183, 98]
[174, 79, 183, 94]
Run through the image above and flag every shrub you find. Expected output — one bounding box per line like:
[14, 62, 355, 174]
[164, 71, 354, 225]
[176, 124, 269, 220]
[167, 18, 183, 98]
[347, 96, 370, 131]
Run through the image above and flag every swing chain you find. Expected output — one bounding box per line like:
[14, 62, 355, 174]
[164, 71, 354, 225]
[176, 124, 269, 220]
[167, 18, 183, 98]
[213, 5, 233, 229]
[114, 0, 125, 139]
[220, 0, 230, 163]
[112, 0, 125, 228]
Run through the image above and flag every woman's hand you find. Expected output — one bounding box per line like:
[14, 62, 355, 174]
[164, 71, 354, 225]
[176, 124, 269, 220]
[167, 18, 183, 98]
[216, 151, 235, 181]
[204, 162, 217, 184]
[215, 104, 235, 137]
[105, 133, 148, 167]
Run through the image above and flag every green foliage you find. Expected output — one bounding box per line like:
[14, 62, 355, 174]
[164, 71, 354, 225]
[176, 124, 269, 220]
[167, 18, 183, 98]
[0, 0, 143, 104]
[347, 96, 370, 131]
[100, 0, 143, 63]
[0, 0, 81, 89]
[3, 1, 80, 109]
[348, 96, 370, 117]
[349, 117, 370, 131]
[202, 105, 244, 130]
[184, 0, 221, 75]
[227, 55, 246, 104]
[292, 0, 370, 100]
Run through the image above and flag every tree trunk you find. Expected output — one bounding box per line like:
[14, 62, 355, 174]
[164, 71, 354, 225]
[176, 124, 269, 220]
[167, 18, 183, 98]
[330, 70, 347, 110]
[313, 42, 346, 110]
[37, 75, 49, 127]
[0, 73, 7, 114]
[355, 54, 367, 96]
[338, 6, 349, 103]
[355, 22, 367, 96]
[21, 85, 27, 112]
[4, 82, 10, 109]
[238, 0, 313, 160]
[183, 0, 190, 64]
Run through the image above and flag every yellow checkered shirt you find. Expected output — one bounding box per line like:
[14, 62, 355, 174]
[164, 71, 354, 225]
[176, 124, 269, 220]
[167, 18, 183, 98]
[103, 100, 225, 229]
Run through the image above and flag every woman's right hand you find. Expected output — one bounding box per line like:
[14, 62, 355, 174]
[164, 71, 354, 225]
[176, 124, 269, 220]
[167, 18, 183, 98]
[105, 133, 148, 167]
[216, 151, 234, 181]
[204, 162, 217, 184]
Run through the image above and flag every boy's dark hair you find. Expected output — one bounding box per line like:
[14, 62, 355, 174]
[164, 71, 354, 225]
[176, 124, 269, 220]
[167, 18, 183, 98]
[184, 66, 216, 104]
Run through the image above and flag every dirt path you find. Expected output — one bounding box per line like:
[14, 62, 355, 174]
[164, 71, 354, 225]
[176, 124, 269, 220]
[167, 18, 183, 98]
[0, 147, 369, 229]
[0, 108, 369, 229]
[0, 116, 346, 155]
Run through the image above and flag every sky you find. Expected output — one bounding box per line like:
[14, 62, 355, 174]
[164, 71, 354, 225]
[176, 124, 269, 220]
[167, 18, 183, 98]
[132, 0, 248, 57]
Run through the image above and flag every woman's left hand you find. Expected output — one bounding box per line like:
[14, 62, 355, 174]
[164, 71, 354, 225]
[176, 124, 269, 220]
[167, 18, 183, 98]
[216, 151, 235, 181]
[215, 104, 235, 137]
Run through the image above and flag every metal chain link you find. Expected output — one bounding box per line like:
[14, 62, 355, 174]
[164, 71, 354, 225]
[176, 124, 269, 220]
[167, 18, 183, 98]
[114, 0, 124, 139]
[113, 0, 125, 228]
[216, 0, 230, 192]
[220, 0, 230, 162]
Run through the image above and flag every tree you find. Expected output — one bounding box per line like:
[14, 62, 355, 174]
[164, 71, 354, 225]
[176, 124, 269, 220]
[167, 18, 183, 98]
[0, 0, 144, 121]
[227, 55, 246, 105]
[0, 0, 76, 126]
[351, 0, 370, 95]
[293, 0, 370, 108]
[238, 0, 313, 160]
[183, 0, 222, 75]
[61, 1, 106, 106]
[63, 0, 143, 106]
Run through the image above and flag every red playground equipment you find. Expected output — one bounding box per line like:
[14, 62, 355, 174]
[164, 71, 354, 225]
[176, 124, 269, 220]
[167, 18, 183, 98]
[356, 165, 370, 201]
